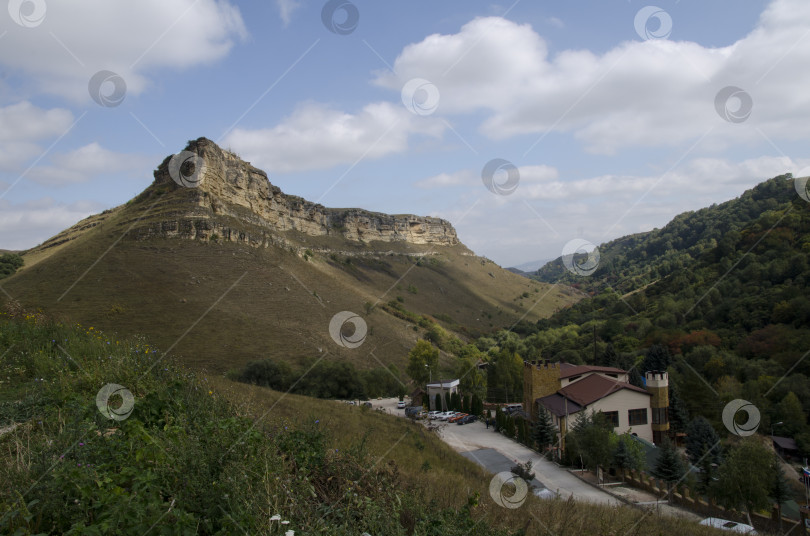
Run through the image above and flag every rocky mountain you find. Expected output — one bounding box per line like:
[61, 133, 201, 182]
[3, 139, 577, 374]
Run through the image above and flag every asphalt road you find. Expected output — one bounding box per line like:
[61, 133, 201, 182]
[366, 397, 619, 505]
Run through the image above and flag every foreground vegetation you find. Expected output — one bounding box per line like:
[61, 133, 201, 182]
[1, 313, 731, 535]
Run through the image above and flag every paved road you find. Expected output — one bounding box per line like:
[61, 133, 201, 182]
[436, 417, 620, 505]
[366, 398, 703, 519]
[460, 448, 547, 492]
[364, 397, 618, 505]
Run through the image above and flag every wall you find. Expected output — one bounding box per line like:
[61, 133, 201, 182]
[588, 390, 654, 442]
[522, 361, 561, 420]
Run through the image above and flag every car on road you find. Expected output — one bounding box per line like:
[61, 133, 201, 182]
[428, 411, 442, 419]
[437, 411, 456, 421]
[397, 400, 406, 409]
[457, 415, 477, 425]
[448, 413, 468, 423]
[698, 518, 758, 534]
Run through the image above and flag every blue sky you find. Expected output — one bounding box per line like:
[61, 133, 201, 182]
[1, 0, 808, 267]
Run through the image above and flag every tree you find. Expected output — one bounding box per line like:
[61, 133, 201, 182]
[406, 340, 438, 386]
[445, 391, 451, 412]
[668, 382, 690, 434]
[653, 437, 685, 491]
[770, 454, 791, 532]
[613, 434, 645, 480]
[451, 391, 461, 411]
[434, 393, 443, 411]
[641, 344, 672, 374]
[714, 438, 772, 526]
[532, 408, 556, 453]
[628, 367, 644, 388]
[776, 391, 806, 438]
[565, 411, 615, 471]
[685, 416, 721, 466]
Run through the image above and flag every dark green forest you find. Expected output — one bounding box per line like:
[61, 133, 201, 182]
[521, 175, 810, 451]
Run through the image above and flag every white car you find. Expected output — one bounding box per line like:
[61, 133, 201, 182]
[397, 401, 406, 409]
[437, 411, 456, 421]
[698, 518, 758, 534]
[428, 411, 442, 419]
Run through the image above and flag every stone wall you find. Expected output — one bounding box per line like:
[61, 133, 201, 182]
[523, 361, 561, 421]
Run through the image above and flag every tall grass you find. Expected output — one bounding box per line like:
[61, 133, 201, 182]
[1, 312, 735, 535]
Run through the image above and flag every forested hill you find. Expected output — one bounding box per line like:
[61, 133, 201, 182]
[522, 174, 810, 449]
[534, 174, 805, 296]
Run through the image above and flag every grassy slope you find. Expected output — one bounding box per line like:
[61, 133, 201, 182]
[2, 194, 575, 375]
[0, 316, 727, 536]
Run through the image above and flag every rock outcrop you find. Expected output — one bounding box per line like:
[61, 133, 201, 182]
[145, 138, 458, 247]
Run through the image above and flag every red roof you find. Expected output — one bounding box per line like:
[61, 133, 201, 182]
[558, 364, 627, 379]
[558, 374, 649, 407]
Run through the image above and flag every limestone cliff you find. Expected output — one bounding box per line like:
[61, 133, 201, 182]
[140, 138, 458, 247]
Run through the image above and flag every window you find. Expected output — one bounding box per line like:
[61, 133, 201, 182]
[602, 411, 619, 428]
[628, 408, 648, 426]
[652, 407, 669, 425]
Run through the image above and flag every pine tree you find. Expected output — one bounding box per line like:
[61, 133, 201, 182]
[613, 436, 636, 481]
[434, 393, 442, 411]
[668, 382, 690, 433]
[654, 437, 685, 490]
[685, 416, 721, 465]
[601, 343, 619, 367]
[532, 408, 556, 452]
[444, 392, 451, 412]
[628, 367, 644, 388]
[641, 344, 672, 373]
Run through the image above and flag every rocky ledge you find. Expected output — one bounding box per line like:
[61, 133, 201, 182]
[149, 138, 459, 246]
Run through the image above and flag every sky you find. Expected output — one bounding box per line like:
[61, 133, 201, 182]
[1, 0, 809, 268]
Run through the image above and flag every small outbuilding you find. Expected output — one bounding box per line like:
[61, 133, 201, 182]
[426, 379, 460, 411]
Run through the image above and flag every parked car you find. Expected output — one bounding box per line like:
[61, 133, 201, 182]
[397, 400, 406, 409]
[698, 518, 758, 534]
[405, 406, 423, 418]
[457, 415, 477, 425]
[437, 411, 456, 421]
[428, 411, 442, 419]
[448, 413, 468, 423]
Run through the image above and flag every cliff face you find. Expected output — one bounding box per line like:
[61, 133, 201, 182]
[147, 138, 458, 247]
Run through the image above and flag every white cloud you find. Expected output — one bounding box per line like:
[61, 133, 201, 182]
[276, 0, 301, 26]
[223, 102, 445, 174]
[0, 198, 104, 250]
[27, 143, 153, 186]
[0, 101, 74, 171]
[424, 156, 800, 266]
[375, 0, 810, 154]
[416, 164, 557, 189]
[0, 0, 247, 102]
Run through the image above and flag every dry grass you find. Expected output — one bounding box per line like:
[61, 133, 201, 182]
[4, 197, 576, 376]
[211, 376, 737, 536]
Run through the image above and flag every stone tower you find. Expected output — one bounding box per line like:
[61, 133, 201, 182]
[523, 361, 561, 421]
[645, 371, 670, 444]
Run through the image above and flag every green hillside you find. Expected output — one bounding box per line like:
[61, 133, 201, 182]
[1, 314, 726, 535]
[518, 175, 810, 449]
[0, 140, 576, 380]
